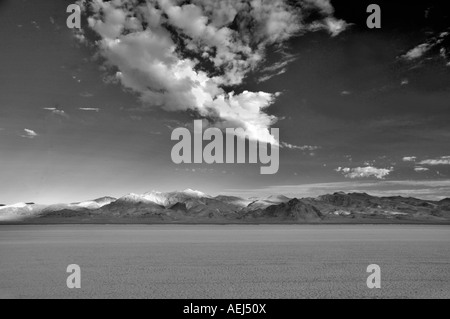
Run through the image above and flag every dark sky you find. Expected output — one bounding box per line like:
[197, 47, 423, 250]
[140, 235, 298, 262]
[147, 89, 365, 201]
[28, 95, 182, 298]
[0, 0, 449, 204]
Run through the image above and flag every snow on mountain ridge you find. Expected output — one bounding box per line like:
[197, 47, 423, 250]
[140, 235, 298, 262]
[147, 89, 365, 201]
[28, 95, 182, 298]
[70, 201, 101, 209]
[118, 193, 155, 203]
[141, 189, 210, 207]
[141, 191, 169, 206]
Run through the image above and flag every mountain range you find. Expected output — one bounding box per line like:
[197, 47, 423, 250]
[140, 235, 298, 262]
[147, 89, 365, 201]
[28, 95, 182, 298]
[1, 189, 450, 224]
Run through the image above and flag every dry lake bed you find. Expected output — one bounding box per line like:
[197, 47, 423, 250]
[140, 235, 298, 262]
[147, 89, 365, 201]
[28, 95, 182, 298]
[0, 225, 449, 299]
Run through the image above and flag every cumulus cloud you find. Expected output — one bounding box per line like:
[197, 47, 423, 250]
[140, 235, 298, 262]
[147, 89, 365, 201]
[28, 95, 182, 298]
[77, 0, 347, 144]
[414, 167, 429, 172]
[402, 156, 417, 162]
[21, 129, 38, 139]
[335, 166, 393, 179]
[419, 156, 450, 166]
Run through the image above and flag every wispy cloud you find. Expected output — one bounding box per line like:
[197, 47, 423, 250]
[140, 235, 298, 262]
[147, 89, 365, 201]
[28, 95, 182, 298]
[79, 108, 100, 112]
[419, 156, 450, 166]
[400, 31, 450, 64]
[281, 142, 320, 151]
[258, 69, 287, 83]
[402, 43, 431, 60]
[403, 156, 417, 162]
[43, 108, 68, 117]
[258, 53, 297, 83]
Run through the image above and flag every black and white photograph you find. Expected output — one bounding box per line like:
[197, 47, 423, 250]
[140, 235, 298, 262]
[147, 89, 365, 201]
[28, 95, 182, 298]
[0, 0, 449, 303]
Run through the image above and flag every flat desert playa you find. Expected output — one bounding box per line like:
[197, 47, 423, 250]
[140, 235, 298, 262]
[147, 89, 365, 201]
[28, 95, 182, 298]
[0, 225, 449, 299]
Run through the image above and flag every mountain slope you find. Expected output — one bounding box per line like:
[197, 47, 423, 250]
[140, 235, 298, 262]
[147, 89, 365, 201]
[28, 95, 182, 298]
[244, 199, 323, 222]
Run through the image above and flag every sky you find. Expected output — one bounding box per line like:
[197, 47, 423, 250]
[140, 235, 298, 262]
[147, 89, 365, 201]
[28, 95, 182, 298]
[0, 0, 449, 204]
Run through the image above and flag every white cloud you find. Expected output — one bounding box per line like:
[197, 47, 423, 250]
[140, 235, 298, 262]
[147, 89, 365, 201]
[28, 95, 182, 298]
[21, 129, 38, 139]
[257, 70, 286, 83]
[336, 166, 393, 179]
[79, 108, 100, 112]
[323, 17, 348, 37]
[77, 0, 347, 144]
[31, 21, 40, 30]
[74, 29, 87, 43]
[419, 156, 450, 166]
[304, 0, 349, 36]
[402, 156, 417, 162]
[402, 43, 431, 60]
[43, 108, 68, 117]
[414, 167, 429, 172]
[401, 31, 450, 63]
[281, 142, 320, 151]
